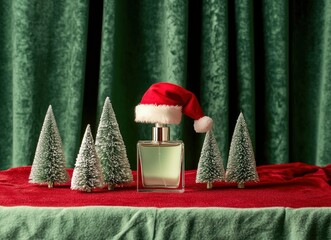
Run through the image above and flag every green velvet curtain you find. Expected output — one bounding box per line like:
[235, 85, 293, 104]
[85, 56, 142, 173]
[1, 0, 331, 170]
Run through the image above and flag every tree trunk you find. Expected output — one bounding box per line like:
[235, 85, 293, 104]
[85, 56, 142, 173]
[238, 182, 245, 188]
[48, 181, 54, 188]
[207, 181, 213, 189]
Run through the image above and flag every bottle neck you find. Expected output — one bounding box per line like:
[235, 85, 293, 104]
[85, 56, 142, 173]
[152, 123, 170, 142]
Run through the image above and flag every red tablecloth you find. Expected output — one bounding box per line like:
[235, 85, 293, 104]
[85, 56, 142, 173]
[1, 162, 331, 208]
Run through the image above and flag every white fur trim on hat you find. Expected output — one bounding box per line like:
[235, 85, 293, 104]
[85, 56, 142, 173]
[135, 104, 182, 124]
[194, 116, 213, 133]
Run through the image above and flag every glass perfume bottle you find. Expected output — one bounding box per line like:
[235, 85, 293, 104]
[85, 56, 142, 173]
[137, 123, 184, 192]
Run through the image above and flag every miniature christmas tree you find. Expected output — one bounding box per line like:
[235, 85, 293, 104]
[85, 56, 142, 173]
[95, 97, 133, 190]
[225, 112, 259, 188]
[71, 125, 104, 192]
[196, 130, 225, 189]
[29, 106, 69, 188]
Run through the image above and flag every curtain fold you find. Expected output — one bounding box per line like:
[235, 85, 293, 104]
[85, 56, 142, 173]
[260, 0, 289, 164]
[1, 0, 331, 170]
[0, 1, 14, 170]
[233, 0, 256, 146]
[315, 0, 331, 166]
[200, 0, 229, 163]
[291, 0, 331, 166]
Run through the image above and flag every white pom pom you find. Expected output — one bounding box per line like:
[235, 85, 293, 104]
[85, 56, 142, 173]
[194, 116, 213, 133]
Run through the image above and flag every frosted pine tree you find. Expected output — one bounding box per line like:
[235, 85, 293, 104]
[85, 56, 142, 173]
[71, 125, 104, 192]
[95, 97, 133, 190]
[225, 112, 259, 188]
[29, 106, 69, 188]
[196, 130, 225, 189]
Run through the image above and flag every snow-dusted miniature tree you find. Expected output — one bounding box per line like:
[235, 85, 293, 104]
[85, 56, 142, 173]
[196, 130, 225, 189]
[71, 125, 104, 192]
[29, 106, 69, 188]
[225, 112, 259, 188]
[95, 97, 133, 190]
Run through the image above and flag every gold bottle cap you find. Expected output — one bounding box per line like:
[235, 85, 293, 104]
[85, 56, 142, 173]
[152, 123, 170, 142]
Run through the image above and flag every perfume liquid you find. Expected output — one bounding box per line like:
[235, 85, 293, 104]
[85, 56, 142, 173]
[137, 125, 184, 192]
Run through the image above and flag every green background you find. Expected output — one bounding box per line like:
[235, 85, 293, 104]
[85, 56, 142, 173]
[1, 0, 330, 170]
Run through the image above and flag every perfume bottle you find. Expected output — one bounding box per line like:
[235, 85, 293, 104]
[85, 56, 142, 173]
[135, 82, 213, 193]
[137, 124, 184, 192]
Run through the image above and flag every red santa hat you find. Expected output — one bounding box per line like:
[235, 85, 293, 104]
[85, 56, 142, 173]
[135, 82, 213, 133]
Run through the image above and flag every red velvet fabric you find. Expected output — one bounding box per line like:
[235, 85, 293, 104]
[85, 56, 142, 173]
[1, 162, 331, 208]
